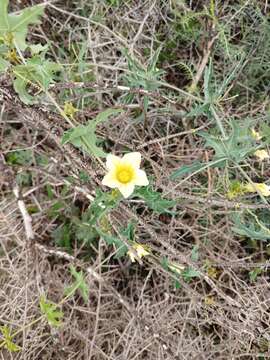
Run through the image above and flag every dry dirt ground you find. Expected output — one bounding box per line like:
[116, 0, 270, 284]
[1, 1, 270, 359]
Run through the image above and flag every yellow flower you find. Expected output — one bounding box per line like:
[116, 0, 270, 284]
[102, 152, 149, 198]
[204, 296, 215, 306]
[251, 128, 262, 141]
[245, 183, 270, 197]
[207, 266, 219, 279]
[127, 243, 150, 263]
[254, 149, 269, 161]
[64, 102, 77, 118]
[227, 180, 246, 199]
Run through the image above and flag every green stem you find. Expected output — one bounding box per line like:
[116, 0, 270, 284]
[210, 105, 227, 139]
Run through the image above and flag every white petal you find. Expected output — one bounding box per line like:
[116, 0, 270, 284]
[122, 152, 141, 168]
[134, 169, 149, 186]
[106, 154, 121, 170]
[127, 250, 136, 262]
[118, 184, 135, 198]
[102, 172, 119, 188]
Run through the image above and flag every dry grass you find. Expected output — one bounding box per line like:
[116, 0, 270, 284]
[1, 0, 270, 359]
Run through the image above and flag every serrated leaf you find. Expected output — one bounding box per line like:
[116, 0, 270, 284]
[73, 189, 121, 246]
[199, 120, 256, 164]
[0, 1, 45, 51]
[182, 267, 200, 282]
[186, 103, 211, 118]
[61, 108, 123, 158]
[122, 48, 164, 94]
[232, 212, 270, 241]
[96, 228, 128, 259]
[6, 149, 32, 165]
[65, 266, 89, 303]
[40, 296, 63, 328]
[13, 56, 61, 104]
[121, 222, 135, 242]
[134, 186, 176, 214]
[52, 223, 72, 251]
[0, 325, 21, 352]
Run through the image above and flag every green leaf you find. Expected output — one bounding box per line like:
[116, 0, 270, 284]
[122, 48, 164, 107]
[89, 189, 121, 224]
[65, 266, 89, 303]
[74, 220, 98, 245]
[249, 268, 263, 282]
[134, 186, 176, 214]
[147, 46, 162, 73]
[182, 267, 200, 282]
[5, 149, 33, 165]
[95, 108, 123, 124]
[0, 1, 45, 51]
[0, 325, 21, 352]
[52, 223, 72, 251]
[204, 58, 214, 103]
[121, 222, 135, 242]
[161, 257, 187, 289]
[39, 296, 63, 328]
[199, 120, 256, 164]
[203, 57, 244, 104]
[79, 170, 91, 183]
[36, 154, 49, 166]
[29, 43, 48, 55]
[217, 55, 244, 98]
[96, 228, 128, 259]
[161, 257, 170, 271]
[0, 56, 9, 72]
[15, 171, 32, 187]
[232, 212, 270, 241]
[13, 56, 61, 104]
[71, 190, 121, 246]
[186, 103, 211, 118]
[61, 108, 123, 158]
[191, 245, 199, 262]
[47, 201, 65, 218]
[170, 160, 217, 180]
[0, 1, 9, 30]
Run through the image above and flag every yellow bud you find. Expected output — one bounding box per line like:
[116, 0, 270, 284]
[245, 183, 270, 197]
[127, 243, 150, 263]
[168, 262, 185, 274]
[251, 128, 262, 141]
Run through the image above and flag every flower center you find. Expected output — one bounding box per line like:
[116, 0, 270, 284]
[116, 167, 133, 184]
